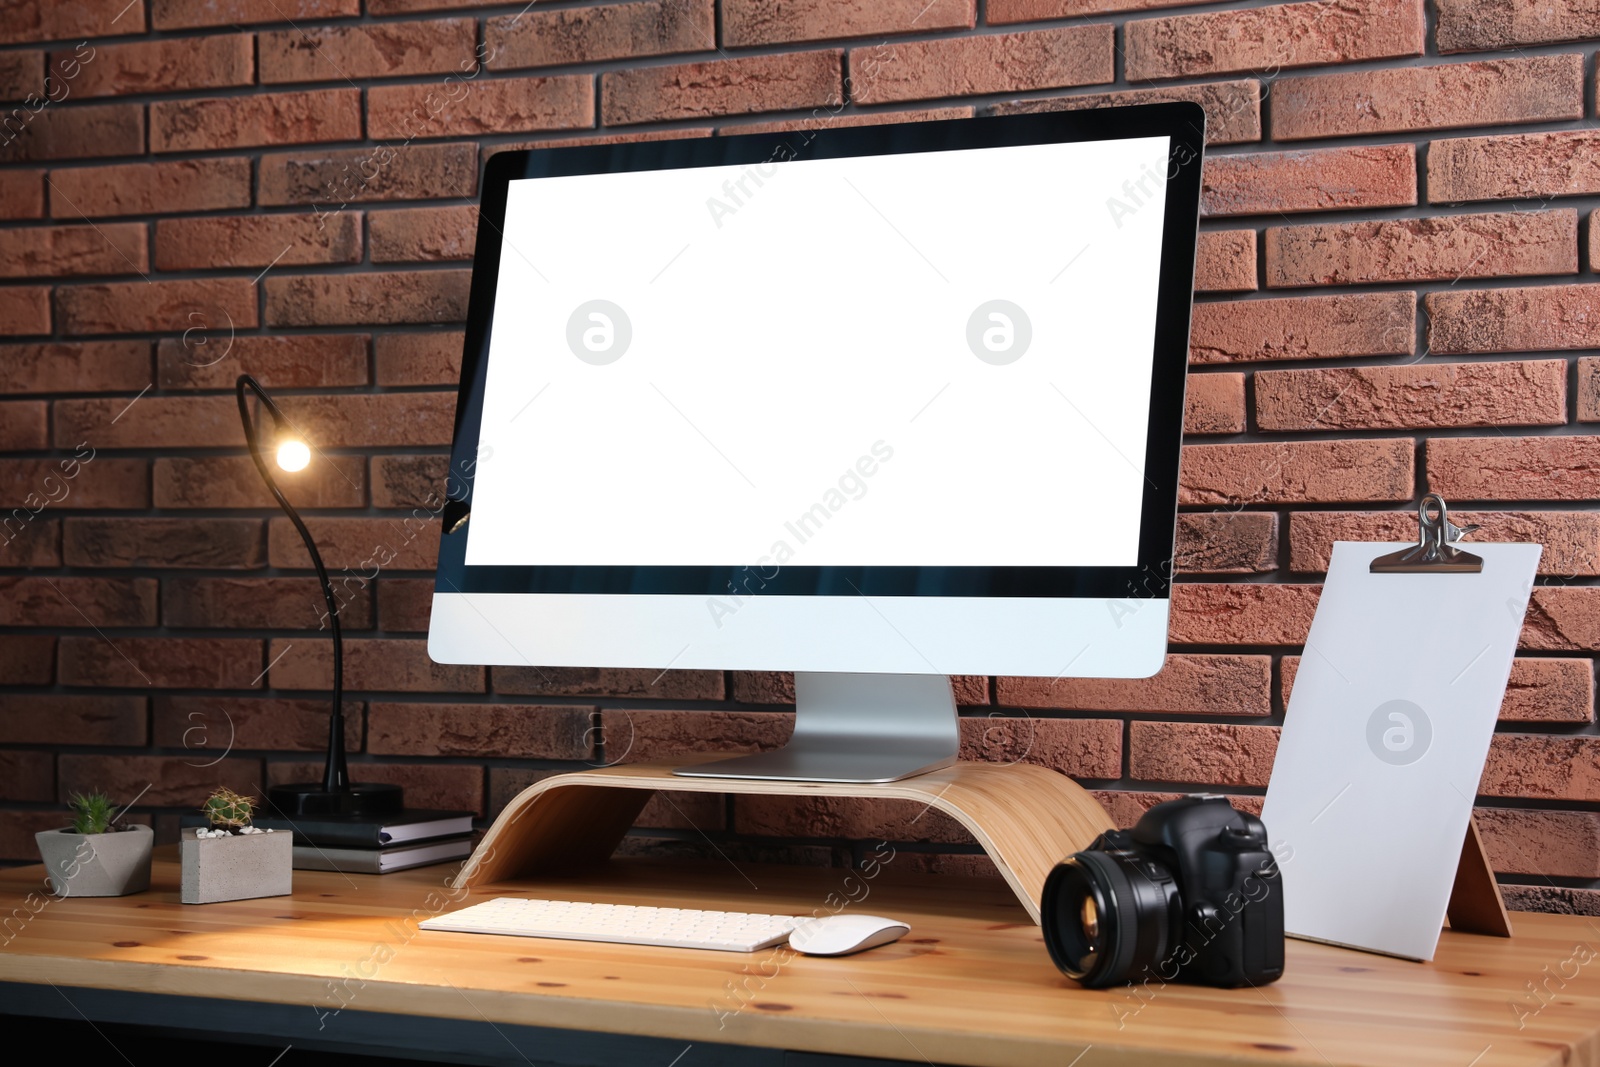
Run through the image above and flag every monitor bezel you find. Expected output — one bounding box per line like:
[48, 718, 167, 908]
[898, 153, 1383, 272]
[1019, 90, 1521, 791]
[435, 103, 1204, 601]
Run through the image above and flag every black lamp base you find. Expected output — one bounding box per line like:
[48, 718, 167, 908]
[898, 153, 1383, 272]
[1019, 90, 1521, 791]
[268, 782, 405, 818]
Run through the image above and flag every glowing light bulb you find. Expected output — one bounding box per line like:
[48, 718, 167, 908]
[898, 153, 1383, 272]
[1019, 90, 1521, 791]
[275, 438, 311, 472]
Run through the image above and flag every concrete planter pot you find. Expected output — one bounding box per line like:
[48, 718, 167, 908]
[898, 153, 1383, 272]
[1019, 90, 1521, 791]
[180, 828, 293, 904]
[35, 824, 153, 897]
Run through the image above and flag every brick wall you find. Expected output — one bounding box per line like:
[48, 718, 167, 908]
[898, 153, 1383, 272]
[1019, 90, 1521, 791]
[1, 0, 1597, 914]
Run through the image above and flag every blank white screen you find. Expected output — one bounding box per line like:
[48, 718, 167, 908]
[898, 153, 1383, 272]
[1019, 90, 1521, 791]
[466, 134, 1170, 569]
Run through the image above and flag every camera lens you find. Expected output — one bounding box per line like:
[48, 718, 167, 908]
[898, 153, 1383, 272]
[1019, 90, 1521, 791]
[1043, 850, 1179, 988]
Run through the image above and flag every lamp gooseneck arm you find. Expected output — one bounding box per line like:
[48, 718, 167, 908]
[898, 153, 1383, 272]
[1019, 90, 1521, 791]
[236, 374, 347, 795]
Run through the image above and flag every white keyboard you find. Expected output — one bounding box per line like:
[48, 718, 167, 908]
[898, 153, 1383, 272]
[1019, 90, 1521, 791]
[419, 897, 803, 952]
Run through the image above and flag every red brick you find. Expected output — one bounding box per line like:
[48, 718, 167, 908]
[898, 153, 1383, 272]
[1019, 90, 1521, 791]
[261, 19, 475, 82]
[154, 455, 366, 509]
[727, 672, 989, 706]
[1291, 511, 1600, 578]
[1256, 360, 1566, 432]
[367, 0, 485, 10]
[600, 708, 789, 762]
[989, 81, 1260, 146]
[850, 29, 1109, 105]
[378, 578, 433, 632]
[1522, 587, 1600, 652]
[0, 517, 61, 568]
[602, 51, 842, 124]
[369, 205, 476, 263]
[1126, 0, 1424, 80]
[163, 577, 374, 630]
[369, 703, 594, 759]
[1194, 230, 1256, 293]
[1268, 211, 1577, 288]
[1436, 0, 1600, 52]
[47, 159, 251, 219]
[0, 223, 146, 278]
[490, 0, 715, 66]
[1501, 886, 1600, 916]
[57, 278, 258, 337]
[0, 401, 46, 449]
[494, 667, 724, 701]
[0, 577, 156, 627]
[371, 455, 450, 509]
[998, 654, 1271, 716]
[1175, 512, 1278, 574]
[56, 34, 253, 98]
[0, 3, 145, 45]
[61, 753, 263, 809]
[734, 793, 971, 843]
[1481, 735, 1600, 802]
[152, 0, 357, 29]
[1282, 655, 1593, 723]
[723, 107, 972, 137]
[1581, 357, 1600, 421]
[489, 126, 716, 155]
[0, 751, 54, 803]
[374, 331, 463, 385]
[59, 636, 261, 689]
[0, 457, 147, 509]
[0, 287, 49, 335]
[154, 696, 362, 754]
[1189, 292, 1414, 364]
[1092, 789, 1264, 828]
[1428, 283, 1600, 354]
[1180, 439, 1413, 505]
[268, 759, 482, 814]
[991, 0, 1212, 18]
[0, 51, 44, 100]
[269, 516, 440, 570]
[0, 635, 53, 684]
[0, 103, 144, 163]
[0, 340, 150, 394]
[0, 809, 69, 859]
[258, 142, 478, 206]
[157, 334, 368, 391]
[0, 170, 43, 219]
[724, 0, 970, 45]
[1428, 436, 1600, 502]
[1476, 808, 1600, 878]
[276, 393, 455, 449]
[369, 75, 592, 140]
[53, 396, 235, 449]
[0, 696, 147, 746]
[269, 637, 483, 693]
[264, 270, 470, 326]
[1429, 131, 1600, 205]
[1129, 721, 1278, 786]
[1183, 372, 1244, 435]
[64, 517, 263, 569]
[152, 89, 361, 153]
[1202, 144, 1414, 218]
[155, 213, 362, 271]
[1272, 56, 1583, 141]
[1169, 583, 1320, 645]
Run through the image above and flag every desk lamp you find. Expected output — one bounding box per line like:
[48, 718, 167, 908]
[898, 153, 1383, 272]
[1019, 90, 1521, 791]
[236, 374, 403, 818]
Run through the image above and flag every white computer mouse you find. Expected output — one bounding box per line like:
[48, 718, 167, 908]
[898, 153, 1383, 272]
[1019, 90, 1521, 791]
[787, 914, 910, 957]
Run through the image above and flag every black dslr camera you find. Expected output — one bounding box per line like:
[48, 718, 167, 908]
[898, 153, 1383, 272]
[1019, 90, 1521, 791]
[1042, 795, 1284, 989]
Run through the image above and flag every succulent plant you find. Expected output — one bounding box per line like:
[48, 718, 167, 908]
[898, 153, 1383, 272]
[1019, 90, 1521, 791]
[68, 791, 118, 835]
[201, 787, 255, 831]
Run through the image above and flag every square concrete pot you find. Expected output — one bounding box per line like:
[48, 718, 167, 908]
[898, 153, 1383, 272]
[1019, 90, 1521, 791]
[34, 824, 152, 897]
[180, 828, 293, 904]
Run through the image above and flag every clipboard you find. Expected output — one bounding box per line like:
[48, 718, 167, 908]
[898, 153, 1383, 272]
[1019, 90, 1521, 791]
[1260, 495, 1540, 961]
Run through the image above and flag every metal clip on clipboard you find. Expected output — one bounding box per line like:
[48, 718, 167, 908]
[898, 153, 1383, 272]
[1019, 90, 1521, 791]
[1362, 492, 1511, 939]
[1370, 494, 1484, 574]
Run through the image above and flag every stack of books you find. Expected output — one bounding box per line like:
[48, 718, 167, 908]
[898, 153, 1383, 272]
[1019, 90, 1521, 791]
[180, 809, 476, 874]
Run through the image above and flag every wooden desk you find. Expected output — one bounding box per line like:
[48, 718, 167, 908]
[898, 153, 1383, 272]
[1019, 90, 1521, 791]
[2, 852, 1598, 1067]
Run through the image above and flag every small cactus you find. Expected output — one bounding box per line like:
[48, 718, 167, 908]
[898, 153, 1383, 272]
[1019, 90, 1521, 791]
[68, 791, 117, 835]
[201, 787, 255, 832]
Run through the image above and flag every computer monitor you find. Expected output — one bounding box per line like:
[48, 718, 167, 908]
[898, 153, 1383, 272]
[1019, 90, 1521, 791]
[429, 104, 1204, 784]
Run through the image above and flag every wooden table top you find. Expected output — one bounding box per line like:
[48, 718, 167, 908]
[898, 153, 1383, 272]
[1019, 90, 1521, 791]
[2, 851, 1597, 1067]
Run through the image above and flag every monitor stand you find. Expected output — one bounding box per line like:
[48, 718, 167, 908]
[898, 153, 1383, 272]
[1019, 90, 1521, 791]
[672, 672, 958, 784]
